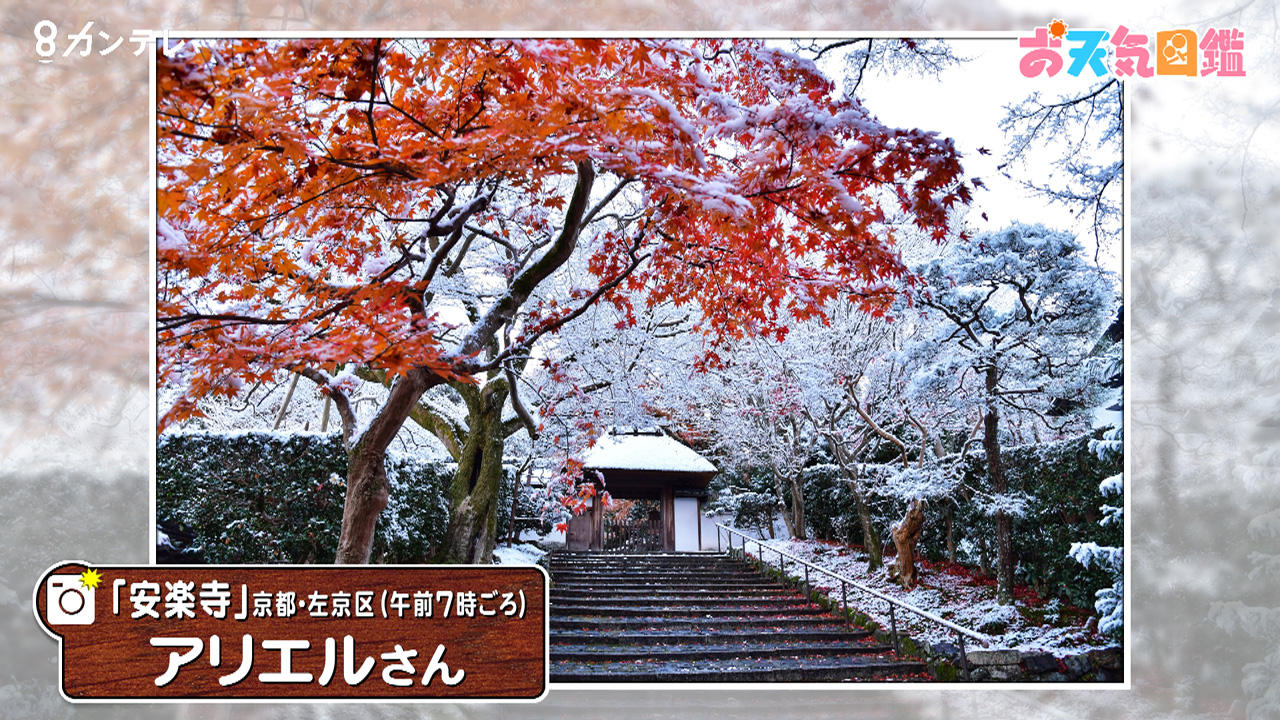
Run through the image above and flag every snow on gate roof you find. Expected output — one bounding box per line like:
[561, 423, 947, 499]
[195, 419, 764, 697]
[583, 428, 717, 475]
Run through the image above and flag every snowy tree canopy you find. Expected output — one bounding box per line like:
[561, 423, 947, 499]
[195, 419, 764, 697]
[905, 222, 1117, 422]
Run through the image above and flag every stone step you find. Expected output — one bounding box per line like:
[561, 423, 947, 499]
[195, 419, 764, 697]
[551, 594, 811, 607]
[551, 656, 929, 683]
[550, 573, 768, 586]
[550, 628, 873, 645]
[552, 559, 748, 567]
[550, 563, 750, 572]
[547, 573, 778, 586]
[552, 616, 849, 631]
[554, 560, 751, 566]
[552, 587, 790, 597]
[552, 552, 727, 559]
[552, 569, 763, 579]
[552, 560, 748, 568]
[547, 550, 930, 683]
[550, 603, 826, 617]
[551, 587, 802, 598]
[550, 568, 747, 573]
[551, 596, 805, 607]
[552, 641, 892, 662]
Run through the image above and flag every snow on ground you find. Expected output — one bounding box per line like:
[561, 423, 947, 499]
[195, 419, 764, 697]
[742, 537, 1118, 657]
[493, 542, 547, 566]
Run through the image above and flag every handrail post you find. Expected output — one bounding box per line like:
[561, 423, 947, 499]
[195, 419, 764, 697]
[889, 602, 899, 656]
[711, 523, 988, 664]
[841, 580, 848, 629]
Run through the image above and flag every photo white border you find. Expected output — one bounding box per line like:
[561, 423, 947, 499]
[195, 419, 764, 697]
[147, 29, 1132, 695]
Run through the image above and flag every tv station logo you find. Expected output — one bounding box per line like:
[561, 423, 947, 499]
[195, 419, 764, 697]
[1019, 19, 1246, 78]
[34, 562, 547, 702]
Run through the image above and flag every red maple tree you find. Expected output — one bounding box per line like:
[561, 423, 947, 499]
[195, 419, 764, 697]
[157, 38, 970, 563]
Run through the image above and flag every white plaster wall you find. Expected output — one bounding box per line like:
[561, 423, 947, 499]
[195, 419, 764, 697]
[673, 497, 700, 551]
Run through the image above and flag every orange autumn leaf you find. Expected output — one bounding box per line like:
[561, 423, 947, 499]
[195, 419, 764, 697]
[156, 39, 967, 430]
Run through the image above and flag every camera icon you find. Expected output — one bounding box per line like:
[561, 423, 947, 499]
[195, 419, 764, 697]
[47, 575, 95, 625]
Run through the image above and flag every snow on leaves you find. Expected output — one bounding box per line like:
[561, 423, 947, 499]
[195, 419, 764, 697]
[905, 222, 1116, 414]
[156, 38, 969, 430]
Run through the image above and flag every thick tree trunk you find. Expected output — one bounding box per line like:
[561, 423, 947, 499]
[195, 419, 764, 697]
[890, 499, 926, 590]
[331, 165, 595, 565]
[772, 476, 797, 539]
[984, 365, 1015, 605]
[336, 369, 438, 564]
[829, 441, 881, 572]
[854, 491, 883, 572]
[788, 477, 807, 541]
[338, 438, 392, 564]
[994, 508, 1014, 604]
[437, 379, 510, 564]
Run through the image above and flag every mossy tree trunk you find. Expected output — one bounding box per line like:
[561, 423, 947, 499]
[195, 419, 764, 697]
[854, 491, 883, 571]
[773, 476, 796, 540]
[789, 476, 807, 541]
[826, 430, 882, 572]
[437, 377, 512, 564]
[771, 471, 807, 541]
[318, 161, 596, 564]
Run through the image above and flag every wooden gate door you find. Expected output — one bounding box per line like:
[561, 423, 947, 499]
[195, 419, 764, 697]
[565, 513, 594, 551]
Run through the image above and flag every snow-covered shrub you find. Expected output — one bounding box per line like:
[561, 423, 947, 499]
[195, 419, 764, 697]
[1066, 341, 1124, 636]
[707, 488, 781, 539]
[802, 463, 863, 544]
[1069, 461, 1123, 636]
[706, 467, 783, 539]
[973, 600, 1022, 635]
[1069, 524, 1123, 635]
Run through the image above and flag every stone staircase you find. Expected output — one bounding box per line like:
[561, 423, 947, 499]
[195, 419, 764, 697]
[549, 551, 930, 682]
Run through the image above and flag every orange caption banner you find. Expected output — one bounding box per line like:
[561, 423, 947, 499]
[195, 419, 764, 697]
[35, 562, 547, 702]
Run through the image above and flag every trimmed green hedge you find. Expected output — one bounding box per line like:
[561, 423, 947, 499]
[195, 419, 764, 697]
[157, 431, 502, 564]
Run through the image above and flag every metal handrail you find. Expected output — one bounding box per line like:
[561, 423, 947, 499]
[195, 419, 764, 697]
[716, 523, 990, 680]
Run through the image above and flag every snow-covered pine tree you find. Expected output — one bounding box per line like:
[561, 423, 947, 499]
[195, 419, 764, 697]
[909, 222, 1116, 604]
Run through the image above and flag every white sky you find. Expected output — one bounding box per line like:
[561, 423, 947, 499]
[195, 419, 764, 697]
[848, 38, 1122, 272]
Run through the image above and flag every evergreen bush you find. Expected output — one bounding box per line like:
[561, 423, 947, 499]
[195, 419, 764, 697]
[798, 432, 1122, 607]
[156, 431, 519, 564]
